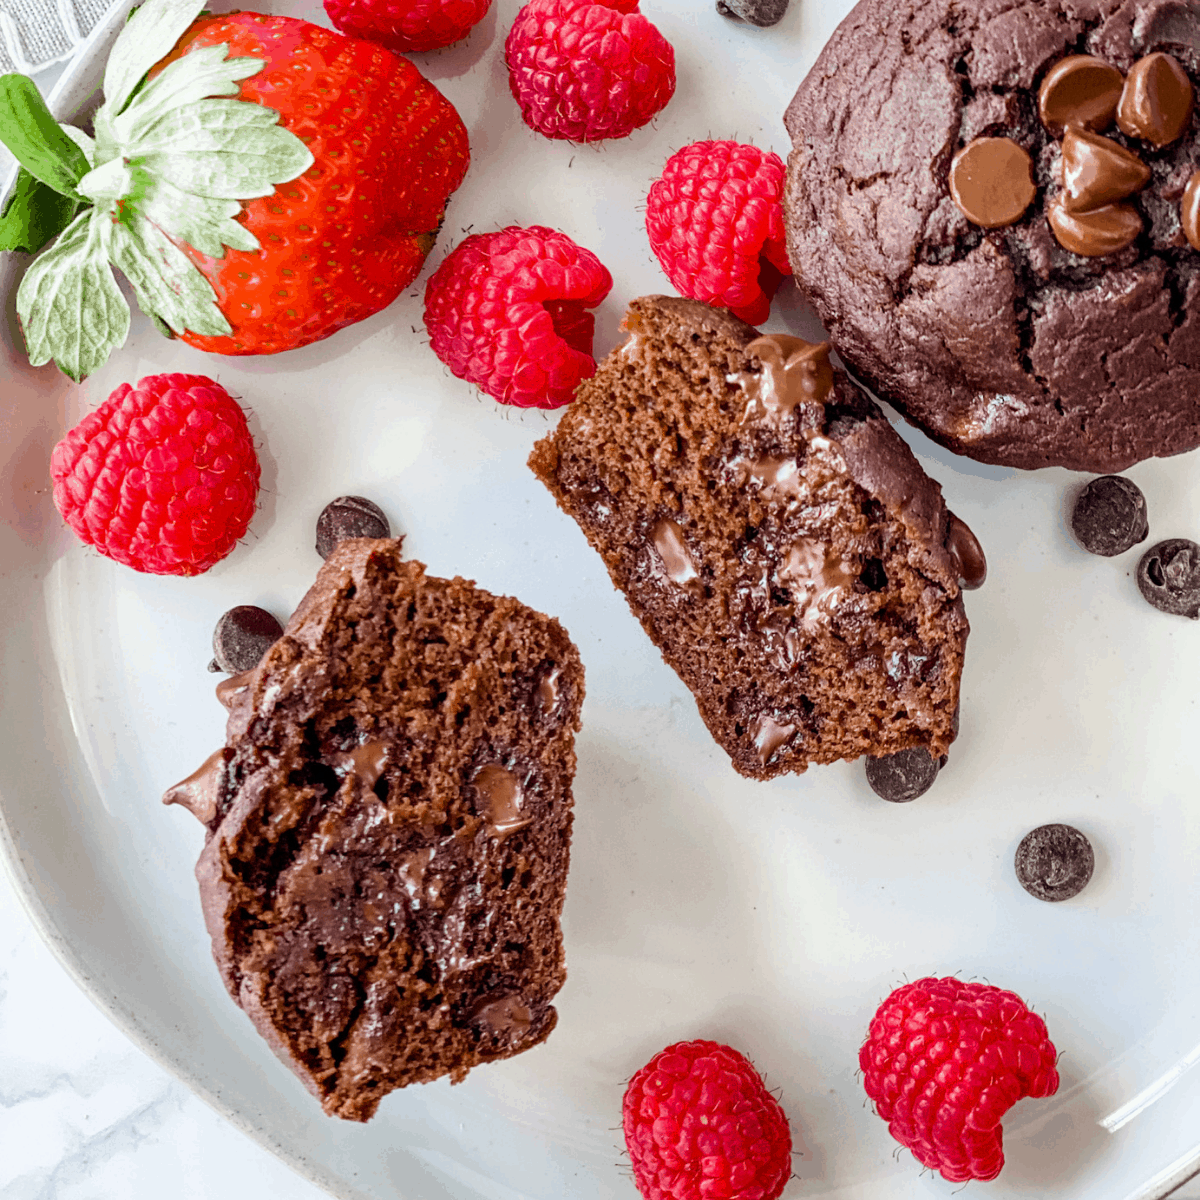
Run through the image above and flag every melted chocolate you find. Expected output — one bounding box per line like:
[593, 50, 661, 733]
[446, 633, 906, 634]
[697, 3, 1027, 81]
[472, 765, 532, 839]
[777, 538, 856, 624]
[752, 714, 796, 763]
[163, 748, 230, 825]
[216, 669, 254, 710]
[944, 514, 987, 590]
[336, 741, 389, 790]
[737, 334, 834, 429]
[652, 517, 700, 586]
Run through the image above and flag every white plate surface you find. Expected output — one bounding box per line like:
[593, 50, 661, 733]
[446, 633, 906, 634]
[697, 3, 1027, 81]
[3, 1, 1200, 1197]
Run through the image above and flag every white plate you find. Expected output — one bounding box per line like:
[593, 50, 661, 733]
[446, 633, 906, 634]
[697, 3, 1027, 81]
[4, 1, 1200, 1197]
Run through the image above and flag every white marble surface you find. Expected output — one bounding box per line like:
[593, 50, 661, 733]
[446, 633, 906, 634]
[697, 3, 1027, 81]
[0, 865, 333, 1200]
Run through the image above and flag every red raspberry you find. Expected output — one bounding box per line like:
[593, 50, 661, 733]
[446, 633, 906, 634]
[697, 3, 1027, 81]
[50, 374, 260, 577]
[423, 226, 613, 408]
[623, 1040, 792, 1200]
[323, 0, 491, 53]
[645, 140, 791, 325]
[860, 977, 1060, 1183]
[505, 0, 675, 142]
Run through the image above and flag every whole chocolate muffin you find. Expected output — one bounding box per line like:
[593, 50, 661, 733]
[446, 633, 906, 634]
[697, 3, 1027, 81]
[164, 540, 583, 1120]
[784, 0, 1200, 472]
[530, 296, 982, 779]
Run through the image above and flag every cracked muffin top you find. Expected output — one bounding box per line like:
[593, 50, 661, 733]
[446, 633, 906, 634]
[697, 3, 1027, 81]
[784, 0, 1200, 473]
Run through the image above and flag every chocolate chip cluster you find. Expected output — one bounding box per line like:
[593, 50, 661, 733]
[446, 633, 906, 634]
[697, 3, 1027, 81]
[949, 51, 1199, 256]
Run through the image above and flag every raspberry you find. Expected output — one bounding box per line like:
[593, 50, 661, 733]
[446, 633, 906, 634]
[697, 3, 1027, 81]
[622, 1040, 792, 1200]
[505, 0, 675, 142]
[645, 140, 791, 325]
[50, 374, 260, 576]
[323, 0, 491, 53]
[423, 226, 613, 408]
[859, 977, 1060, 1183]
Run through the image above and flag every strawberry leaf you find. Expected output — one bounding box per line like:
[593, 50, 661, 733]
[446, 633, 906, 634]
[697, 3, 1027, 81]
[111, 44, 265, 146]
[0, 168, 80, 253]
[0, 75, 90, 199]
[108, 214, 233, 338]
[133, 170, 259, 258]
[16, 209, 130, 381]
[102, 0, 209, 117]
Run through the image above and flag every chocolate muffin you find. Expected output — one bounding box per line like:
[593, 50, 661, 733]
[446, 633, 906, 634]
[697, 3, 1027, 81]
[529, 296, 982, 780]
[164, 540, 583, 1121]
[784, 0, 1200, 473]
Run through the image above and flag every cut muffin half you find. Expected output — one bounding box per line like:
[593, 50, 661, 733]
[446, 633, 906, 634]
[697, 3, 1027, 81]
[165, 539, 583, 1120]
[529, 296, 981, 780]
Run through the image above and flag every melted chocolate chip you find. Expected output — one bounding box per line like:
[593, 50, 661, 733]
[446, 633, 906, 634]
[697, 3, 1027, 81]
[1039, 56, 1125, 135]
[945, 514, 987, 590]
[715, 0, 787, 27]
[1117, 53, 1194, 147]
[1015, 824, 1094, 902]
[1183, 171, 1200, 251]
[1071, 476, 1149, 557]
[1046, 197, 1142, 257]
[865, 747, 940, 802]
[316, 496, 390, 559]
[1137, 539, 1200, 618]
[1060, 127, 1150, 214]
[211, 605, 283, 674]
[948, 138, 1036, 229]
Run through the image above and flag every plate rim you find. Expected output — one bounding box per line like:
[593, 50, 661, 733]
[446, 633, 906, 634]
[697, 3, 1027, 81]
[1, 3, 1199, 1198]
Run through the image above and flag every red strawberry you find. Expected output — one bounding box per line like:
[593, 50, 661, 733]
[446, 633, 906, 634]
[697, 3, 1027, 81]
[151, 14, 469, 356]
[623, 1040, 792, 1200]
[1, 0, 469, 379]
[50, 374, 260, 576]
[860, 977, 1060, 1183]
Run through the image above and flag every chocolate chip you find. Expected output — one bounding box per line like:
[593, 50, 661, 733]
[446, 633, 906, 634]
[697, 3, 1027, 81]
[1038, 55, 1124, 135]
[1046, 197, 1142, 257]
[1060, 127, 1150, 214]
[1117, 53, 1194, 147]
[865, 747, 940, 803]
[948, 138, 1036, 229]
[1071, 475, 1149, 556]
[315, 496, 390, 559]
[1015, 824, 1094, 902]
[212, 605, 284, 674]
[716, 0, 787, 26]
[1183, 171, 1200, 251]
[1137, 538, 1200, 618]
[945, 513, 987, 590]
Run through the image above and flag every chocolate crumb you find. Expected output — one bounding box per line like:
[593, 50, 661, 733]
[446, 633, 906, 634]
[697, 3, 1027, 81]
[715, 0, 788, 25]
[316, 496, 390, 559]
[1015, 824, 1094, 902]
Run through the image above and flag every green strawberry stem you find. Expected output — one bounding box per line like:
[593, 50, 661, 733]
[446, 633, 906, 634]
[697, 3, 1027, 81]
[2, 0, 314, 380]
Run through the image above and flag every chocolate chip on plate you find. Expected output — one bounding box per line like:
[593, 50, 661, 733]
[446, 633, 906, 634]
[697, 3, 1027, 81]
[211, 605, 284, 674]
[1137, 538, 1200, 618]
[315, 495, 391, 559]
[1015, 824, 1095, 902]
[865, 747, 940, 803]
[716, 0, 787, 27]
[1071, 475, 1148, 556]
